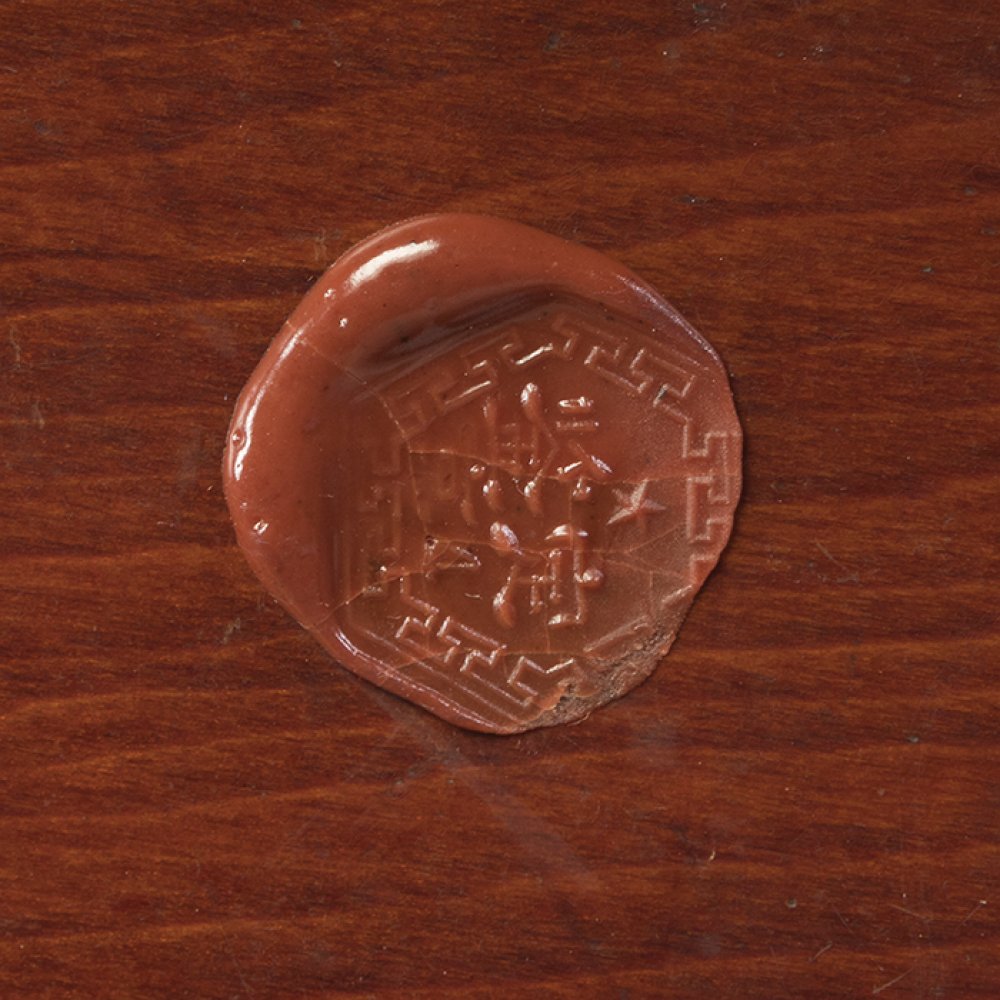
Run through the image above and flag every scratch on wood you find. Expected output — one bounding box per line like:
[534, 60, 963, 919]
[960, 899, 987, 925]
[8, 326, 22, 367]
[872, 968, 913, 995]
[809, 940, 833, 962]
[222, 931, 254, 997]
[889, 902, 930, 922]
[221, 617, 243, 645]
[815, 540, 860, 583]
[833, 908, 857, 937]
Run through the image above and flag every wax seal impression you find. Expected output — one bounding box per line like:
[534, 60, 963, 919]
[224, 215, 742, 733]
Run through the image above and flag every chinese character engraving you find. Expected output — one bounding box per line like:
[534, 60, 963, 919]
[332, 298, 740, 732]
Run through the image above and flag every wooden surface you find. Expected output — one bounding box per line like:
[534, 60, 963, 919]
[1, 2, 998, 997]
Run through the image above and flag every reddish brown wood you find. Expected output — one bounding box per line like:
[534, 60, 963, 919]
[1, 2, 998, 997]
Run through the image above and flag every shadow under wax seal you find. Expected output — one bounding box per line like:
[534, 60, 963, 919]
[223, 215, 742, 734]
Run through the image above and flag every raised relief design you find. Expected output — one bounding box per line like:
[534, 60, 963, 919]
[225, 216, 742, 734]
[607, 480, 666, 532]
[335, 300, 739, 729]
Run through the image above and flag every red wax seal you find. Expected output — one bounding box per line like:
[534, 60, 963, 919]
[224, 215, 742, 733]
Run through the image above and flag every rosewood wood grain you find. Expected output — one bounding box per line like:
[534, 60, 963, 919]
[1, 1, 998, 997]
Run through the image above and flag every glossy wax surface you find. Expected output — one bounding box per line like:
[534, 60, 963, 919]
[224, 215, 742, 732]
